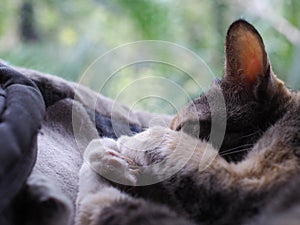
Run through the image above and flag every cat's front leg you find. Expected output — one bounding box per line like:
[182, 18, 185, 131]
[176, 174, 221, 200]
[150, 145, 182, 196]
[116, 126, 218, 184]
[86, 127, 176, 185]
[76, 138, 197, 225]
[86, 126, 218, 186]
[76, 155, 132, 225]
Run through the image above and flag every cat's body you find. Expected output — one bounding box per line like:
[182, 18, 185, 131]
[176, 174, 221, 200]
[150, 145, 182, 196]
[76, 20, 300, 225]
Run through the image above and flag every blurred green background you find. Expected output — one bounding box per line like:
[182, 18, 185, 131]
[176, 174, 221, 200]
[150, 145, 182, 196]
[1, 0, 300, 113]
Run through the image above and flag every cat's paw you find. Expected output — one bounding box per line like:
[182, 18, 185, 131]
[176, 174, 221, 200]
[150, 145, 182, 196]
[117, 126, 178, 165]
[116, 127, 216, 181]
[85, 138, 139, 185]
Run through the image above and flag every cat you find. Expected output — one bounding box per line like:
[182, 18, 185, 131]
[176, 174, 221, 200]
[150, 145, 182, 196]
[76, 19, 300, 225]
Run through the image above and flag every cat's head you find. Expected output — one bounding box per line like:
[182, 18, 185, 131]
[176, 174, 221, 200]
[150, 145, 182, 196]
[170, 19, 291, 162]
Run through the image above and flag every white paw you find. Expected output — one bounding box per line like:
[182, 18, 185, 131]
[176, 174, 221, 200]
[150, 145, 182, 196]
[116, 127, 175, 165]
[85, 138, 138, 185]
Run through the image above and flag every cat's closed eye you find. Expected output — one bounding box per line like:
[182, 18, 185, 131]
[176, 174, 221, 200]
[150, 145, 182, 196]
[175, 119, 211, 141]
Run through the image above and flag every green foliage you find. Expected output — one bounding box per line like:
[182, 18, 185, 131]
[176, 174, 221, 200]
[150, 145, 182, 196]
[0, 0, 300, 112]
[111, 0, 171, 39]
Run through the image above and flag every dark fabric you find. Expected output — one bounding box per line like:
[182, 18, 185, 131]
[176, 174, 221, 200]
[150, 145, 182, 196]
[0, 63, 45, 215]
[0, 62, 171, 224]
[84, 107, 144, 139]
[31, 76, 74, 108]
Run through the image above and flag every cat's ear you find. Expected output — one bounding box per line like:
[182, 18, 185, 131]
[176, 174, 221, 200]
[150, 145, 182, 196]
[225, 19, 270, 86]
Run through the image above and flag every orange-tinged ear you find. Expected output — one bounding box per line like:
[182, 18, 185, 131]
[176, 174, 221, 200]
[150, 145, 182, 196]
[225, 19, 269, 84]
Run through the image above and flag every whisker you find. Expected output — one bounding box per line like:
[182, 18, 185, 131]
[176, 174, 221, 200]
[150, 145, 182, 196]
[237, 129, 263, 140]
[221, 147, 252, 157]
[220, 143, 253, 154]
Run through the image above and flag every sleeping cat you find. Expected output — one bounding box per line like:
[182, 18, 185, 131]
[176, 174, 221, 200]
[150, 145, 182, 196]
[76, 20, 300, 225]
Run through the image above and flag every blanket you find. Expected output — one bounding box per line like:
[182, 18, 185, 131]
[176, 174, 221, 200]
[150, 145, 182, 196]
[0, 61, 172, 225]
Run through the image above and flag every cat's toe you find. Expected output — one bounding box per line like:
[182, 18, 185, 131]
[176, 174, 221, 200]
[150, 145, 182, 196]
[85, 139, 138, 185]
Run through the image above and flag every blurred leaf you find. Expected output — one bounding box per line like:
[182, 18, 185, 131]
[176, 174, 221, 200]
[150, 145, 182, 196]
[110, 0, 171, 39]
[1, 0, 300, 113]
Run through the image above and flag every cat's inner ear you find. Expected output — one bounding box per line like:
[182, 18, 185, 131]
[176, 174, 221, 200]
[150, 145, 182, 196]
[225, 20, 269, 84]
